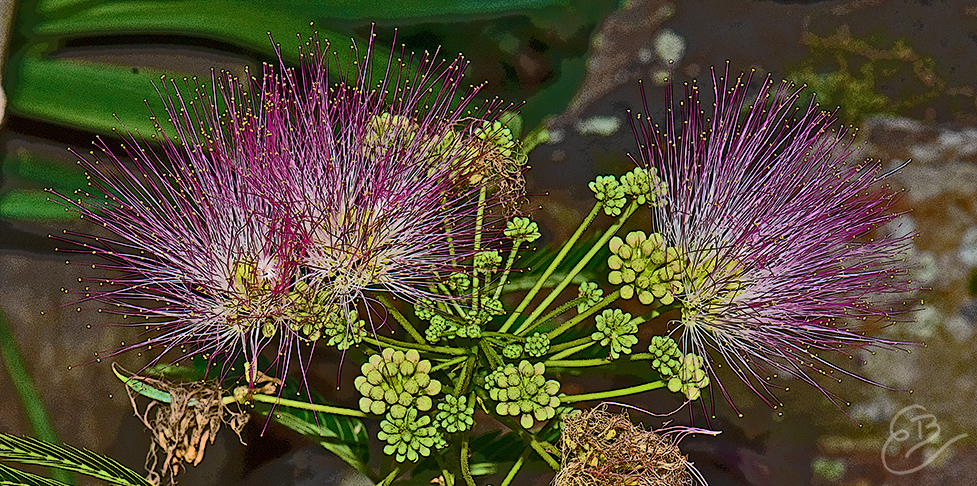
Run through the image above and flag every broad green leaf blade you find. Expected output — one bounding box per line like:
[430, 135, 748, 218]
[250, 373, 372, 480]
[0, 435, 152, 486]
[33, 3, 358, 66]
[0, 463, 71, 486]
[268, 409, 372, 479]
[1, 151, 91, 222]
[35, 0, 569, 23]
[2, 153, 87, 194]
[5, 54, 179, 136]
[0, 190, 78, 221]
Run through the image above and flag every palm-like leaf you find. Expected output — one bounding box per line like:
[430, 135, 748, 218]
[0, 434, 151, 486]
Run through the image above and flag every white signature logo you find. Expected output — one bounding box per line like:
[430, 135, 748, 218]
[881, 404, 968, 475]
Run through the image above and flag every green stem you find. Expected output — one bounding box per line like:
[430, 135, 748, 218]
[0, 308, 74, 485]
[479, 340, 503, 369]
[544, 357, 609, 368]
[545, 336, 592, 356]
[460, 432, 476, 486]
[480, 331, 521, 341]
[546, 289, 620, 340]
[377, 295, 427, 344]
[458, 355, 477, 394]
[561, 380, 666, 404]
[377, 465, 402, 486]
[368, 334, 467, 356]
[492, 240, 521, 301]
[434, 452, 455, 486]
[247, 394, 370, 418]
[498, 202, 603, 333]
[437, 283, 465, 317]
[520, 296, 589, 336]
[515, 201, 638, 335]
[500, 448, 531, 486]
[547, 341, 595, 361]
[431, 355, 469, 373]
[474, 186, 486, 252]
[474, 388, 561, 471]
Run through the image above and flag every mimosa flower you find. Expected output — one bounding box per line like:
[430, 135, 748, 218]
[634, 67, 916, 410]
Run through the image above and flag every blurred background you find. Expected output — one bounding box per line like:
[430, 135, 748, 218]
[0, 0, 975, 485]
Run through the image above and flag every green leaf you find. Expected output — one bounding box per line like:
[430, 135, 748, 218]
[35, 0, 569, 23]
[0, 190, 78, 221]
[5, 54, 180, 136]
[33, 3, 359, 66]
[0, 434, 151, 486]
[253, 379, 373, 480]
[0, 463, 71, 486]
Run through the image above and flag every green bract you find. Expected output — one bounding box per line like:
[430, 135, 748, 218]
[485, 361, 561, 429]
[666, 354, 710, 401]
[355, 348, 442, 416]
[377, 407, 439, 463]
[589, 175, 627, 216]
[435, 394, 475, 434]
[648, 335, 682, 377]
[504, 217, 541, 243]
[607, 231, 685, 305]
[591, 309, 639, 359]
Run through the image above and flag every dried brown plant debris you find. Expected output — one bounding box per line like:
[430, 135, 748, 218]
[553, 406, 706, 486]
[119, 367, 279, 485]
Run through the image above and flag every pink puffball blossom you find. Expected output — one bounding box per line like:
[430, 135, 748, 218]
[634, 67, 916, 411]
[54, 32, 504, 386]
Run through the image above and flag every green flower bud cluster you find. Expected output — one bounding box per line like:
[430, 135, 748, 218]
[455, 321, 482, 339]
[591, 309, 639, 360]
[618, 167, 667, 206]
[321, 310, 366, 350]
[589, 175, 627, 216]
[425, 306, 495, 342]
[435, 394, 475, 434]
[447, 272, 471, 293]
[377, 407, 440, 463]
[576, 281, 603, 313]
[505, 217, 541, 243]
[648, 335, 682, 377]
[474, 250, 502, 272]
[366, 113, 418, 150]
[355, 348, 442, 416]
[477, 120, 517, 159]
[415, 299, 437, 321]
[480, 296, 505, 316]
[485, 360, 562, 429]
[686, 254, 746, 317]
[502, 343, 523, 359]
[524, 333, 551, 358]
[666, 354, 710, 401]
[607, 231, 685, 305]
